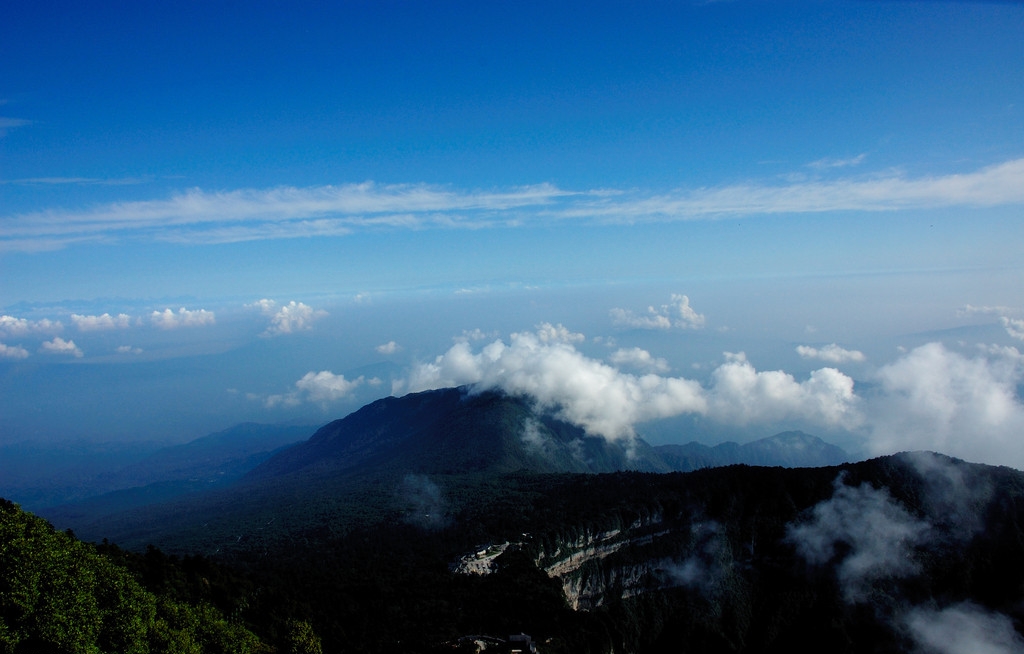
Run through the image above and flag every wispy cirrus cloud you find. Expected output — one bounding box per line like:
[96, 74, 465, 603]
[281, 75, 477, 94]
[808, 153, 868, 170]
[0, 116, 31, 137]
[0, 176, 151, 186]
[0, 183, 570, 251]
[564, 158, 1024, 222]
[3, 159, 1024, 252]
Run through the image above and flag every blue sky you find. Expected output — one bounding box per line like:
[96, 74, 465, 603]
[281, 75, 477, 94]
[2, 1, 1023, 467]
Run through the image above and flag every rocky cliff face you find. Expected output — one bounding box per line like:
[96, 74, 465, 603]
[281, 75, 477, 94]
[453, 511, 696, 611]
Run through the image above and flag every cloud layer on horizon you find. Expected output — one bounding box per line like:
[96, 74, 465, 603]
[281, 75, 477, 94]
[381, 324, 1024, 469]
[394, 323, 860, 442]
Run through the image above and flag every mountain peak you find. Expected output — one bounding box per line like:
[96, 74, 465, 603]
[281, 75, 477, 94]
[248, 387, 672, 481]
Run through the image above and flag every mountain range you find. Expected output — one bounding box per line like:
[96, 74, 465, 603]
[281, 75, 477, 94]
[5, 386, 1024, 652]
[39, 387, 847, 547]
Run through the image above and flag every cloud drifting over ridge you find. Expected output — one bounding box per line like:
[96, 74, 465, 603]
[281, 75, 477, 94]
[786, 478, 929, 602]
[397, 324, 860, 441]
[865, 343, 1024, 467]
[4, 159, 1024, 251]
[391, 324, 1024, 468]
[904, 603, 1024, 654]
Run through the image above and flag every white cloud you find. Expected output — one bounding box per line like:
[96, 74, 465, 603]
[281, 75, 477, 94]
[376, 341, 400, 355]
[957, 304, 1017, 317]
[707, 352, 861, 428]
[0, 342, 30, 359]
[609, 347, 671, 373]
[250, 299, 326, 336]
[456, 328, 499, 343]
[71, 313, 133, 331]
[0, 116, 31, 137]
[6, 159, 1024, 252]
[560, 158, 1024, 222]
[955, 304, 1024, 341]
[116, 345, 143, 355]
[796, 343, 866, 364]
[1002, 316, 1024, 341]
[905, 603, 1024, 654]
[0, 315, 63, 336]
[808, 153, 868, 170]
[786, 478, 929, 602]
[39, 337, 83, 358]
[150, 307, 215, 329]
[865, 343, 1024, 468]
[265, 371, 365, 408]
[1, 182, 568, 251]
[610, 294, 705, 330]
[400, 325, 707, 441]
[398, 325, 858, 441]
[534, 322, 585, 344]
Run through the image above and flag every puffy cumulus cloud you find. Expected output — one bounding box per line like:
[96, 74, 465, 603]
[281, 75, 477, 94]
[376, 340, 400, 355]
[610, 294, 705, 330]
[150, 307, 215, 329]
[71, 312, 133, 331]
[0, 342, 30, 359]
[786, 477, 930, 603]
[534, 323, 585, 344]
[456, 328, 498, 343]
[39, 337, 83, 358]
[0, 315, 62, 336]
[795, 343, 866, 364]
[399, 325, 858, 442]
[608, 347, 671, 373]
[904, 603, 1024, 654]
[265, 370, 366, 408]
[249, 299, 327, 336]
[400, 324, 707, 441]
[866, 343, 1024, 468]
[707, 352, 861, 429]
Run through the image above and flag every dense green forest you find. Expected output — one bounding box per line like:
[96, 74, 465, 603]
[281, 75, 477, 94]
[7, 452, 1024, 653]
[0, 498, 321, 654]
